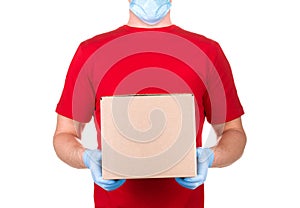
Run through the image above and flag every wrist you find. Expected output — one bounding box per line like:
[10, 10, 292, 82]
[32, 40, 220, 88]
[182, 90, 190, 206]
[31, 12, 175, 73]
[208, 147, 216, 168]
[196, 147, 215, 168]
[78, 147, 87, 169]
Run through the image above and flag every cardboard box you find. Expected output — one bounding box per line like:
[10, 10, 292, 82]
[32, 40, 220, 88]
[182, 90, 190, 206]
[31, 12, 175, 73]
[100, 94, 196, 179]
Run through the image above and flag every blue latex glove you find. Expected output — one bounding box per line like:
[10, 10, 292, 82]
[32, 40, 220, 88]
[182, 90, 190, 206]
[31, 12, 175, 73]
[83, 149, 126, 191]
[175, 147, 214, 190]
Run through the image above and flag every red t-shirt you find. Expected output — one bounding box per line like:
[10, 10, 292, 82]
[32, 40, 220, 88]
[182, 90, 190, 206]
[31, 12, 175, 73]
[56, 25, 244, 208]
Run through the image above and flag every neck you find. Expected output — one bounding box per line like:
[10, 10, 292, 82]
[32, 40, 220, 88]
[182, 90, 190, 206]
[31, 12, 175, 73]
[127, 11, 172, 28]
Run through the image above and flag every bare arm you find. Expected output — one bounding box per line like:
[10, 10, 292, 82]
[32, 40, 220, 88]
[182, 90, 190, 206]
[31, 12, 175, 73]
[53, 114, 87, 169]
[210, 117, 247, 168]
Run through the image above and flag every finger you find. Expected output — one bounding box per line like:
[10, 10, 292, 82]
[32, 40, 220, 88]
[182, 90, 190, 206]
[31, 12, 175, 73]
[102, 179, 126, 191]
[183, 176, 204, 183]
[175, 178, 198, 190]
[97, 179, 116, 186]
[109, 179, 126, 191]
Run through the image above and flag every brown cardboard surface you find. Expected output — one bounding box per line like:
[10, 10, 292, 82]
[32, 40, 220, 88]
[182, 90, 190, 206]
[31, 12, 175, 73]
[100, 94, 196, 179]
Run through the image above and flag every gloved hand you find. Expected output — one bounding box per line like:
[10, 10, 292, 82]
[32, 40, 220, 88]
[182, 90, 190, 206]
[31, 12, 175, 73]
[83, 149, 126, 191]
[175, 147, 214, 190]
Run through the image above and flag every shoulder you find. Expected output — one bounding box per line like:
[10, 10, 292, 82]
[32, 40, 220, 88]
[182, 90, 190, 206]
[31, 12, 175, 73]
[172, 26, 223, 61]
[173, 26, 220, 48]
[78, 26, 127, 52]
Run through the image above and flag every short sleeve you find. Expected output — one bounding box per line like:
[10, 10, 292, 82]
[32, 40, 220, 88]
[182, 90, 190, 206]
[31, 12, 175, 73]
[56, 43, 95, 123]
[203, 42, 244, 124]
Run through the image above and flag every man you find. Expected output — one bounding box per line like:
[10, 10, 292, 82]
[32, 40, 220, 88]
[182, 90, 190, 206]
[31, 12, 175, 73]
[53, 0, 246, 207]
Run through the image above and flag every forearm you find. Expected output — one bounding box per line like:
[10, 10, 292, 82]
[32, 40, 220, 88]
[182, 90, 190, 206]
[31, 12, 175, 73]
[53, 133, 86, 169]
[210, 128, 246, 168]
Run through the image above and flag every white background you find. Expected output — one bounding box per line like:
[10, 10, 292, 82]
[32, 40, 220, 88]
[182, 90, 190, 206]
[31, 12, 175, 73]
[0, 0, 299, 207]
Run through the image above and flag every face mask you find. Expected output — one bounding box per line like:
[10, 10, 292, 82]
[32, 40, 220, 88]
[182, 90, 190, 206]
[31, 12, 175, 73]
[129, 0, 172, 25]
